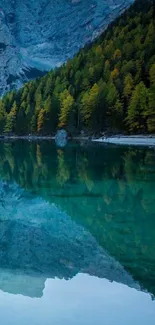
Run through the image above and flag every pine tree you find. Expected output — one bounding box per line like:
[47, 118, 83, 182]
[81, 83, 100, 130]
[149, 64, 155, 85]
[37, 108, 46, 133]
[58, 90, 75, 129]
[148, 86, 155, 132]
[4, 101, 17, 134]
[0, 101, 6, 133]
[147, 65, 155, 132]
[124, 74, 134, 100]
[126, 82, 149, 132]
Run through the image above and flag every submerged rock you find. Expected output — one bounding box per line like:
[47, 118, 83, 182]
[55, 129, 68, 147]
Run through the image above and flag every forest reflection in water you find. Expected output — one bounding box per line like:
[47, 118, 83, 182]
[0, 140, 155, 300]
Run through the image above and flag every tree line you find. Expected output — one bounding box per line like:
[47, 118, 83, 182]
[0, 0, 155, 135]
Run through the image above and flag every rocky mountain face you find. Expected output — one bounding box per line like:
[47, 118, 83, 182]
[0, 0, 133, 95]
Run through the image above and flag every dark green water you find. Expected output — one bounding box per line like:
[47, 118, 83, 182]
[0, 140, 155, 324]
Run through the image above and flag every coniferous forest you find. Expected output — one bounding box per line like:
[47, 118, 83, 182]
[0, 0, 155, 136]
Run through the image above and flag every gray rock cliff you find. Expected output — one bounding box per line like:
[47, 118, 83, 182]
[0, 0, 133, 95]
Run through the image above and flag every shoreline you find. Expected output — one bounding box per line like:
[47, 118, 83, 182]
[0, 135, 55, 141]
[92, 135, 155, 147]
[1, 134, 155, 147]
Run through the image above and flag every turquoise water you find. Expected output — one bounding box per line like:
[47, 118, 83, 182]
[0, 140, 155, 324]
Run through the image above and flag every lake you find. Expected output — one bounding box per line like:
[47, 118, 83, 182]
[0, 140, 155, 325]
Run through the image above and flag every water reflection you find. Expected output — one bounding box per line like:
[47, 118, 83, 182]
[0, 181, 137, 298]
[0, 140, 155, 322]
[0, 275, 155, 325]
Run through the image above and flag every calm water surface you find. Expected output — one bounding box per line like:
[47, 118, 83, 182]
[0, 140, 155, 324]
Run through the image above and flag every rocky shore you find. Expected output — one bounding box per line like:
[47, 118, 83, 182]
[92, 135, 155, 147]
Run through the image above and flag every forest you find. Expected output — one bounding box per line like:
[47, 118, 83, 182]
[0, 0, 155, 135]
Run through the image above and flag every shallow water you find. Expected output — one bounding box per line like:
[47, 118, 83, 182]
[0, 140, 155, 324]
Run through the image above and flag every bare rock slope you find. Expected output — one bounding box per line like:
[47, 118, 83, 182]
[0, 0, 133, 95]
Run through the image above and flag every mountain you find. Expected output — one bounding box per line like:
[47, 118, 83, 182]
[0, 0, 133, 95]
[0, 0, 155, 135]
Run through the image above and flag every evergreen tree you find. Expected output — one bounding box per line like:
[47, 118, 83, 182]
[4, 102, 17, 134]
[58, 90, 75, 129]
[0, 101, 6, 133]
[123, 74, 134, 101]
[81, 83, 100, 129]
[37, 108, 46, 133]
[126, 82, 149, 132]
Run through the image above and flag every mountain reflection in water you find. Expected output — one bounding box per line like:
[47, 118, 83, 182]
[0, 140, 155, 304]
[0, 181, 138, 298]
